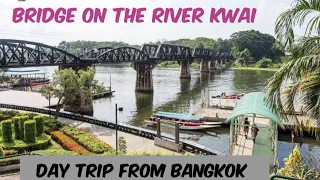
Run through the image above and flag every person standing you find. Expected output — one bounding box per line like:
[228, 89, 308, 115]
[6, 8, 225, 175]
[243, 117, 250, 139]
[251, 124, 259, 143]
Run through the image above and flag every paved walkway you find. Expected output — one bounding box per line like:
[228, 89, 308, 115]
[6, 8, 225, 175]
[231, 116, 270, 156]
[58, 117, 177, 154]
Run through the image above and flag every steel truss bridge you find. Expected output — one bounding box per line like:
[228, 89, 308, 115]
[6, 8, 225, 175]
[0, 39, 234, 68]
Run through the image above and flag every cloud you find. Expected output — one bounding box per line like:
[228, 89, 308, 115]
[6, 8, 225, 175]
[0, 0, 293, 46]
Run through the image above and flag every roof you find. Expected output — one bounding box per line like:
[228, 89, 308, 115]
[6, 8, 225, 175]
[225, 92, 284, 128]
[6, 68, 45, 75]
[156, 112, 202, 121]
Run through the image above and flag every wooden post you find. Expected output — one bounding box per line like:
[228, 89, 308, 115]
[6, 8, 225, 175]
[229, 118, 234, 155]
[175, 123, 179, 144]
[157, 118, 161, 138]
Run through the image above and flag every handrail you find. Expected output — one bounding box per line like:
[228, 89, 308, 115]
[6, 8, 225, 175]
[269, 174, 301, 180]
[0, 103, 221, 155]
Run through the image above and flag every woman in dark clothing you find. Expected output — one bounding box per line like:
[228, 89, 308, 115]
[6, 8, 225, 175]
[243, 117, 250, 139]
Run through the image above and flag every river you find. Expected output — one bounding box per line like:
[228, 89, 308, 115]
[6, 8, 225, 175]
[17, 65, 320, 160]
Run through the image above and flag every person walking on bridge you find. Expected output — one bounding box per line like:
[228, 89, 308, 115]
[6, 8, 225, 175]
[251, 124, 259, 143]
[243, 117, 250, 139]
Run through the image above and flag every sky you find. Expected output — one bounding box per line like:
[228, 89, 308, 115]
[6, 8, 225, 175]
[0, 0, 298, 46]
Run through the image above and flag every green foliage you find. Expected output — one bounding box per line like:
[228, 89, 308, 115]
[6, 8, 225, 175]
[33, 147, 79, 156]
[0, 145, 4, 157]
[2, 120, 13, 143]
[230, 30, 284, 62]
[33, 115, 45, 136]
[234, 48, 253, 67]
[1, 134, 51, 152]
[255, 57, 272, 68]
[40, 67, 102, 118]
[12, 117, 20, 140]
[24, 120, 36, 143]
[44, 117, 64, 133]
[265, 0, 320, 125]
[19, 115, 29, 140]
[118, 136, 127, 155]
[277, 146, 319, 179]
[61, 126, 112, 154]
[0, 156, 20, 167]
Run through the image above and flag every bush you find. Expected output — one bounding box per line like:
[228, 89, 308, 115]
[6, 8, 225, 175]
[24, 120, 36, 143]
[51, 131, 89, 155]
[0, 114, 9, 121]
[255, 57, 272, 68]
[34, 115, 45, 136]
[12, 117, 20, 140]
[19, 115, 29, 140]
[44, 118, 64, 134]
[33, 147, 79, 156]
[62, 126, 112, 154]
[0, 146, 4, 157]
[2, 120, 13, 143]
[1, 134, 51, 152]
[0, 156, 20, 167]
[3, 149, 18, 156]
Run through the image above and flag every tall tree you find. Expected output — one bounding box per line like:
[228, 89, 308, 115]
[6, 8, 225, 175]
[265, 0, 320, 125]
[230, 30, 284, 62]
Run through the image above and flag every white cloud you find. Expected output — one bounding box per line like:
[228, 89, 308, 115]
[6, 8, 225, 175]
[0, 0, 294, 46]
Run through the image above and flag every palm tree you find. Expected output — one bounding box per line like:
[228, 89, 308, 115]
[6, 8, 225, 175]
[265, 0, 320, 125]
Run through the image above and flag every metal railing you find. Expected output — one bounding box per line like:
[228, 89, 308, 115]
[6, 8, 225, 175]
[0, 103, 222, 155]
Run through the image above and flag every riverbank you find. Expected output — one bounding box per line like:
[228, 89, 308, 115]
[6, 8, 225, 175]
[231, 67, 280, 71]
[157, 62, 200, 69]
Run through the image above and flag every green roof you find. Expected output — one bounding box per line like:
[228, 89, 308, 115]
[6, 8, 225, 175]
[225, 92, 284, 128]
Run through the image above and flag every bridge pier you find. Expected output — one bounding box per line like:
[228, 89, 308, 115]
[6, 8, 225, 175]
[209, 60, 217, 71]
[179, 61, 191, 79]
[200, 59, 209, 73]
[133, 62, 155, 93]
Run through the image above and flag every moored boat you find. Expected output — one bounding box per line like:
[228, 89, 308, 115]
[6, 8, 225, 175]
[212, 92, 244, 99]
[146, 112, 224, 130]
[5, 68, 50, 88]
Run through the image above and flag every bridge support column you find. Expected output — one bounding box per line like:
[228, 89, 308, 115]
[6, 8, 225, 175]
[200, 59, 209, 73]
[59, 64, 94, 116]
[134, 62, 155, 93]
[209, 60, 217, 71]
[179, 61, 191, 79]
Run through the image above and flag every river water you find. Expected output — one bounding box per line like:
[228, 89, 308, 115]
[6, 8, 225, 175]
[21, 65, 320, 159]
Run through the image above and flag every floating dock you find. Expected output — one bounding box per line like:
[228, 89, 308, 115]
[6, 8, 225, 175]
[92, 90, 114, 99]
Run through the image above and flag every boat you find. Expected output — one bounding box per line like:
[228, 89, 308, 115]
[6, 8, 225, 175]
[212, 92, 244, 99]
[145, 112, 224, 130]
[5, 68, 50, 88]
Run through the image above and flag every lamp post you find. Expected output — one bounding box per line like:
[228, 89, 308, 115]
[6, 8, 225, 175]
[115, 104, 123, 155]
[48, 94, 51, 117]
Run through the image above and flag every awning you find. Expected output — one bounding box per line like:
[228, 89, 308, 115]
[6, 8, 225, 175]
[225, 92, 284, 128]
[6, 68, 45, 75]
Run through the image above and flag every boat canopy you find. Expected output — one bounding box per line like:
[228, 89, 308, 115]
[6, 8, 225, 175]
[225, 92, 284, 128]
[156, 112, 202, 121]
[5, 68, 46, 75]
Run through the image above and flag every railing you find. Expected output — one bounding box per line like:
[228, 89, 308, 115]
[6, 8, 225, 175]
[0, 104, 222, 155]
[269, 174, 301, 180]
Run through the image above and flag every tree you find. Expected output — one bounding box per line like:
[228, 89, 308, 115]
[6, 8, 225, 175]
[234, 48, 253, 66]
[265, 0, 320, 125]
[40, 67, 103, 118]
[230, 30, 284, 62]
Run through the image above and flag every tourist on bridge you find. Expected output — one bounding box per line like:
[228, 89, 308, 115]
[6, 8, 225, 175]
[243, 117, 250, 139]
[251, 124, 259, 143]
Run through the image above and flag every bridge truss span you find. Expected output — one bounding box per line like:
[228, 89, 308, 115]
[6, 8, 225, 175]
[0, 39, 82, 67]
[96, 47, 150, 63]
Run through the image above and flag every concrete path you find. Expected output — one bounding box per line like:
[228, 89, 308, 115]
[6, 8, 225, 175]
[231, 117, 269, 156]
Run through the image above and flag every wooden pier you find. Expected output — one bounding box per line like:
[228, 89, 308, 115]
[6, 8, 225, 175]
[92, 90, 114, 99]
